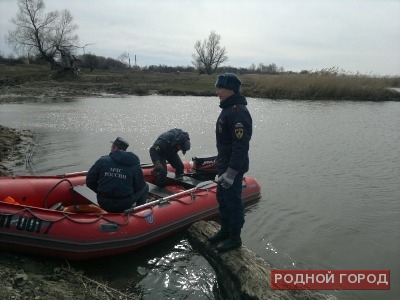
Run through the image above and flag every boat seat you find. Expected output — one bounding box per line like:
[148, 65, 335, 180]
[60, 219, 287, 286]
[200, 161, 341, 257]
[147, 182, 174, 198]
[73, 185, 98, 205]
[166, 172, 200, 189]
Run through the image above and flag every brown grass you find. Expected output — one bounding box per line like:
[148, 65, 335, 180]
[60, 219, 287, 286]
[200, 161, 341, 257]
[241, 72, 400, 101]
[1, 64, 399, 101]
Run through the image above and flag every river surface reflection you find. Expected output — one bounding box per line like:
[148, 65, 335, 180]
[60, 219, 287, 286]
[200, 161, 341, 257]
[1, 96, 399, 299]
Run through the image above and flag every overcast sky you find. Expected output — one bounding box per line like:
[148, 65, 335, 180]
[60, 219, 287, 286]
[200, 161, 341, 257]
[1, 0, 399, 76]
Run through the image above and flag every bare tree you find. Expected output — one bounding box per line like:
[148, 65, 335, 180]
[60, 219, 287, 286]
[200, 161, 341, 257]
[192, 31, 228, 75]
[7, 0, 79, 70]
[117, 52, 130, 68]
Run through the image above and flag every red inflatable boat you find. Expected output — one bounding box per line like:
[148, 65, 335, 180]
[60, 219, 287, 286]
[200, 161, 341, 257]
[0, 156, 261, 260]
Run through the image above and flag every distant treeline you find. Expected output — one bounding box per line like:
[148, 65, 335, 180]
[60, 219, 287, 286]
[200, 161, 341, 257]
[0, 53, 310, 76]
[0, 53, 398, 79]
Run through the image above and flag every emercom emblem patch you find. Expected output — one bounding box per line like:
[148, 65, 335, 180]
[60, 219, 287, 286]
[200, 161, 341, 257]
[235, 123, 244, 139]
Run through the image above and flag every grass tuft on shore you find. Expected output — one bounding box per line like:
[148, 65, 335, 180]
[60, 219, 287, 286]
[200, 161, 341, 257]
[244, 72, 400, 100]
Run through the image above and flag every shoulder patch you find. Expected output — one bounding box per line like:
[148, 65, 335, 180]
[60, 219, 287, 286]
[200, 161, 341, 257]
[234, 122, 244, 139]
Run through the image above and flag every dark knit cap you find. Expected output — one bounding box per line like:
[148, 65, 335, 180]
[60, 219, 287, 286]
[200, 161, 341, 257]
[215, 73, 241, 93]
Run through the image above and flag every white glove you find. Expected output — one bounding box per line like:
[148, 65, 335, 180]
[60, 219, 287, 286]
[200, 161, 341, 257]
[218, 168, 238, 189]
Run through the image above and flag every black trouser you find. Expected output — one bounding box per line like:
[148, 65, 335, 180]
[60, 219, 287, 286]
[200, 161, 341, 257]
[216, 172, 245, 230]
[97, 195, 134, 213]
[154, 153, 184, 187]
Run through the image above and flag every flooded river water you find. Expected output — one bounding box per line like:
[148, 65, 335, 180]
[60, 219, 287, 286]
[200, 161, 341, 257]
[1, 96, 399, 299]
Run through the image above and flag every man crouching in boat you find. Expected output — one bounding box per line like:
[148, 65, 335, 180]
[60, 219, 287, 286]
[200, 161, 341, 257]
[149, 128, 191, 187]
[86, 137, 149, 213]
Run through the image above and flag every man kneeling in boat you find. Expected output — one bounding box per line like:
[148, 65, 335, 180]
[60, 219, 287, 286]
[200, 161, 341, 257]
[86, 137, 149, 213]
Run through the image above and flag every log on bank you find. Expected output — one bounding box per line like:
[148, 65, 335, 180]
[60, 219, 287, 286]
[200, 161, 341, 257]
[187, 220, 337, 300]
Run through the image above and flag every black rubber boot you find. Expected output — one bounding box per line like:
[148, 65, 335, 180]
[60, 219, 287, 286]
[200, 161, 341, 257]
[216, 228, 242, 252]
[208, 220, 229, 244]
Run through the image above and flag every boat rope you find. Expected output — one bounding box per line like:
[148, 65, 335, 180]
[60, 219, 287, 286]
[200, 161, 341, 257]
[1, 182, 217, 227]
[61, 213, 130, 226]
[43, 179, 75, 209]
[1, 206, 131, 226]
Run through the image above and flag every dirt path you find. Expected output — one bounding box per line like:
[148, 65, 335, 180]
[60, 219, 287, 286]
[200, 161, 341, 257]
[0, 251, 130, 300]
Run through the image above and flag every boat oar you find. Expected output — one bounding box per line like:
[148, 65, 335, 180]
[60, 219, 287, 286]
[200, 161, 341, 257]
[140, 162, 154, 168]
[124, 180, 216, 214]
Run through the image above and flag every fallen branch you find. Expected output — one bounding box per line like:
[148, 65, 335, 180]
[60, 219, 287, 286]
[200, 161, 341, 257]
[62, 260, 139, 300]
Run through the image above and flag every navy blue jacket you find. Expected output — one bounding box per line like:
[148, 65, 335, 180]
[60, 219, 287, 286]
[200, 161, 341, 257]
[215, 93, 252, 174]
[86, 150, 147, 201]
[149, 128, 188, 162]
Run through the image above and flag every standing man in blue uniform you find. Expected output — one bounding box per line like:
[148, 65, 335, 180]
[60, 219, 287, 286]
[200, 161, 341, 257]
[86, 137, 148, 212]
[208, 73, 253, 252]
